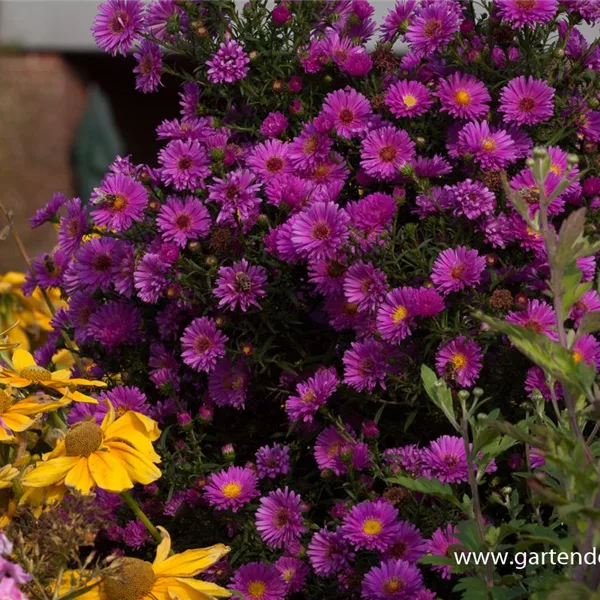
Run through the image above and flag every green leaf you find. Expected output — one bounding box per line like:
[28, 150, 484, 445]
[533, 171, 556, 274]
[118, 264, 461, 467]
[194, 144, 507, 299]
[548, 582, 596, 600]
[420, 364, 459, 430]
[453, 577, 491, 600]
[556, 208, 586, 269]
[562, 261, 593, 316]
[386, 475, 458, 505]
[577, 311, 600, 336]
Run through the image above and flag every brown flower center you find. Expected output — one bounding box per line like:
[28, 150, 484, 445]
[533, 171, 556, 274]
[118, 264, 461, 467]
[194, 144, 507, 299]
[338, 108, 354, 124]
[175, 213, 192, 231]
[92, 254, 113, 273]
[0, 390, 12, 414]
[516, 0, 537, 9]
[103, 558, 155, 600]
[108, 10, 129, 35]
[178, 156, 193, 171]
[423, 19, 442, 38]
[265, 157, 284, 173]
[193, 335, 212, 354]
[65, 421, 103, 457]
[518, 97, 536, 112]
[379, 145, 397, 163]
[20, 365, 52, 383]
[311, 221, 331, 240]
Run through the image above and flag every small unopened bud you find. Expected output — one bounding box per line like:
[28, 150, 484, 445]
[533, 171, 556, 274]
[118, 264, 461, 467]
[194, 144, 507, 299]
[457, 390, 470, 402]
[187, 240, 200, 252]
[222, 443, 235, 461]
[526, 158, 535, 168]
[553, 48, 565, 59]
[533, 147, 548, 160]
[567, 153, 579, 166]
[256, 214, 269, 227]
[473, 387, 484, 398]
[415, 136, 426, 147]
[210, 147, 225, 162]
[249, 50, 258, 61]
[205, 255, 218, 267]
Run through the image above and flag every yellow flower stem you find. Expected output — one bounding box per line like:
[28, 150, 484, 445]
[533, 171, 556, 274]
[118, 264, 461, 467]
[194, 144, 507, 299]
[121, 490, 169, 550]
[0, 200, 84, 373]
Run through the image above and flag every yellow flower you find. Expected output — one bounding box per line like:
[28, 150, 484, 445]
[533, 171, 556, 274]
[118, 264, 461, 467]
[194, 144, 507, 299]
[21, 404, 162, 494]
[0, 349, 106, 403]
[0, 464, 18, 489]
[56, 528, 231, 600]
[19, 477, 67, 517]
[0, 388, 69, 441]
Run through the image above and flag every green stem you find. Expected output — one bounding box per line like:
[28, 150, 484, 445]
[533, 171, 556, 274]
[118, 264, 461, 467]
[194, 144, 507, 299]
[121, 490, 164, 547]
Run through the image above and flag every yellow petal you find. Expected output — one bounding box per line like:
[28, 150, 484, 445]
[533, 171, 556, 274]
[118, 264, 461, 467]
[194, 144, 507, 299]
[12, 349, 36, 371]
[0, 426, 14, 442]
[88, 451, 133, 493]
[105, 411, 160, 443]
[50, 369, 72, 381]
[64, 458, 95, 494]
[8, 397, 69, 416]
[21, 456, 80, 487]
[108, 442, 162, 485]
[60, 376, 107, 388]
[154, 545, 230, 578]
[1, 412, 34, 432]
[175, 578, 232, 598]
[0, 376, 33, 388]
[154, 527, 172, 569]
[60, 389, 99, 404]
[55, 571, 101, 600]
[152, 577, 218, 600]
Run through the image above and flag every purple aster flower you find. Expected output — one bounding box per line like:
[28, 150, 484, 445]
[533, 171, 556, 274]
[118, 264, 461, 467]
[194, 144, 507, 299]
[376, 287, 416, 343]
[206, 37, 250, 84]
[405, 1, 462, 56]
[181, 317, 228, 373]
[499, 76, 555, 126]
[145, 0, 187, 41]
[456, 121, 517, 170]
[256, 487, 306, 550]
[158, 139, 210, 191]
[496, 0, 558, 27]
[204, 466, 259, 512]
[208, 169, 262, 226]
[133, 40, 163, 93]
[436, 72, 491, 120]
[58, 197, 88, 256]
[506, 300, 557, 339]
[343, 338, 390, 392]
[255, 443, 291, 479]
[179, 82, 200, 120]
[68, 291, 98, 345]
[288, 123, 333, 171]
[92, 0, 144, 56]
[341, 500, 402, 552]
[230, 562, 286, 600]
[431, 246, 486, 295]
[341, 46, 373, 77]
[308, 258, 348, 296]
[343, 262, 388, 313]
[413, 287, 445, 317]
[285, 368, 339, 422]
[422, 435, 468, 483]
[209, 359, 249, 408]
[446, 179, 496, 220]
[87, 301, 143, 349]
[435, 336, 483, 387]
[573, 334, 600, 369]
[291, 201, 350, 261]
[213, 259, 268, 312]
[122, 518, 151, 549]
[0, 578, 28, 600]
[362, 559, 424, 599]
[381, 1, 417, 41]
[525, 365, 563, 401]
[260, 111, 289, 138]
[26, 249, 68, 290]
[100, 385, 149, 419]
[322, 88, 372, 139]
[134, 253, 170, 304]
[246, 139, 292, 181]
[307, 528, 354, 576]
[571, 290, 600, 325]
[360, 126, 415, 181]
[413, 155, 452, 178]
[91, 173, 148, 231]
[414, 186, 452, 219]
[385, 80, 433, 118]
[29, 192, 67, 229]
[479, 214, 512, 249]
[75, 237, 121, 292]
[156, 195, 210, 247]
[426, 524, 461, 579]
[275, 557, 309, 594]
[314, 426, 371, 476]
[384, 445, 426, 477]
[384, 521, 427, 563]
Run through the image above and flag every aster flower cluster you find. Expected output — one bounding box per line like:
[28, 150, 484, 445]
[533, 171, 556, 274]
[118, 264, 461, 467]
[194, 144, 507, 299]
[17, 0, 600, 597]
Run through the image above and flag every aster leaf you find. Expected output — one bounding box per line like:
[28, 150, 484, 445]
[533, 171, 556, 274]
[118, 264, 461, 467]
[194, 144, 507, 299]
[548, 582, 597, 600]
[386, 475, 459, 506]
[561, 262, 593, 317]
[555, 207, 586, 269]
[577, 312, 600, 336]
[421, 364, 459, 430]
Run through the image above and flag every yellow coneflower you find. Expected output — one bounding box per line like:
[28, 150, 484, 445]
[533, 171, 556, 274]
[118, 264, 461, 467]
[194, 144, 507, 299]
[21, 403, 161, 494]
[0, 349, 106, 403]
[56, 527, 231, 600]
[0, 464, 18, 489]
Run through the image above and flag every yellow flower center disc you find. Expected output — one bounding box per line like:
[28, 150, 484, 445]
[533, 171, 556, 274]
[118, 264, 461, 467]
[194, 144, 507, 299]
[362, 518, 383, 536]
[64, 422, 104, 457]
[20, 365, 52, 383]
[0, 390, 12, 414]
[103, 558, 155, 600]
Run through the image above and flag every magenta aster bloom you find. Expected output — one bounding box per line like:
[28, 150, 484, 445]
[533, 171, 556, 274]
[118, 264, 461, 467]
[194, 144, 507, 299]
[572, 334, 600, 369]
[90, 173, 148, 231]
[446, 179, 496, 220]
[376, 287, 416, 343]
[307, 528, 354, 576]
[314, 426, 371, 476]
[256, 487, 306, 550]
[289, 123, 333, 171]
[206, 37, 250, 84]
[385, 80, 433, 118]
[156, 195, 210, 247]
[436, 72, 491, 120]
[571, 290, 600, 325]
[286, 368, 339, 422]
[413, 287, 445, 317]
[275, 557, 309, 594]
[341, 500, 402, 552]
[255, 443, 291, 479]
[133, 253, 170, 304]
[246, 139, 292, 181]
[405, 1, 462, 56]
[413, 155, 452, 178]
[457, 121, 517, 170]
[100, 385, 149, 418]
[92, 0, 144, 56]
[87, 301, 143, 349]
[29, 192, 67, 229]
[362, 559, 424, 600]
[75, 237, 121, 292]
[343, 262, 388, 312]
[360, 126, 415, 181]
[58, 198, 88, 256]
[208, 169, 262, 225]
[384, 521, 427, 563]
[499, 76, 555, 127]
[435, 336, 483, 387]
[506, 300, 557, 339]
[181, 317, 228, 373]
[322, 88, 372, 139]
[260, 111, 289, 138]
[380, 0, 417, 41]
[231, 562, 286, 600]
[423, 435, 468, 483]
[204, 466, 259, 512]
[158, 139, 210, 191]
[343, 338, 390, 392]
[208, 359, 249, 409]
[145, 0, 187, 41]
[496, 0, 558, 27]
[308, 258, 348, 296]
[431, 246, 486, 295]
[426, 524, 461, 579]
[291, 201, 350, 261]
[133, 40, 162, 94]
[213, 259, 268, 312]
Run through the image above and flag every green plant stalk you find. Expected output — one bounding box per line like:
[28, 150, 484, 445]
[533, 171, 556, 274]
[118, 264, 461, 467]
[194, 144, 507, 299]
[121, 490, 164, 547]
